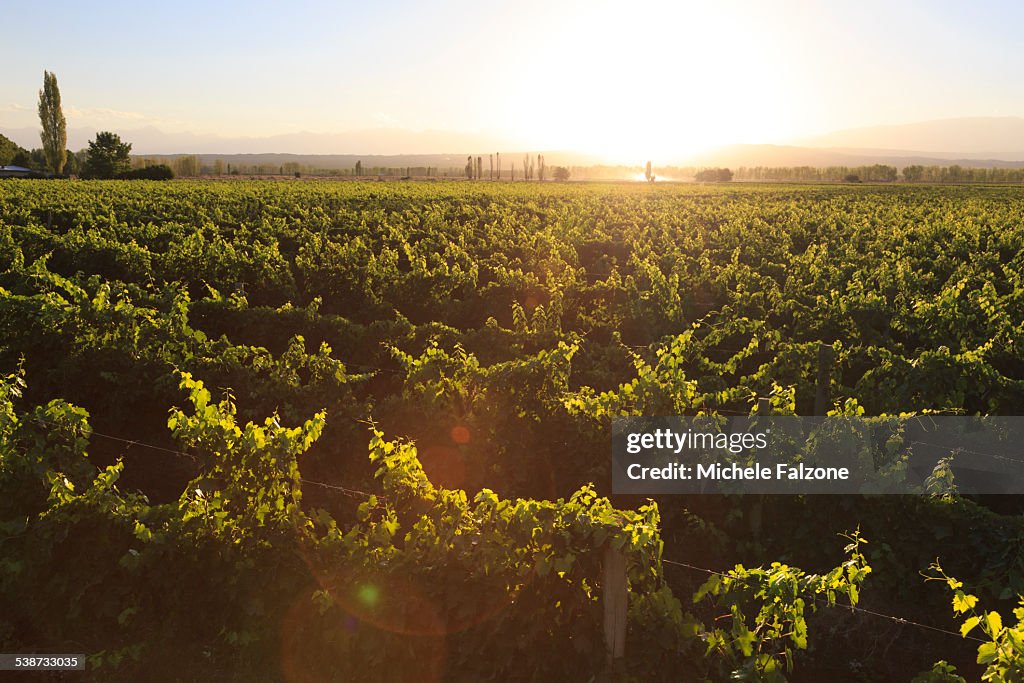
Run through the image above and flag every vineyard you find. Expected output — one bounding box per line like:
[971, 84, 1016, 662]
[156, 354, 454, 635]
[3, 179, 1024, 680]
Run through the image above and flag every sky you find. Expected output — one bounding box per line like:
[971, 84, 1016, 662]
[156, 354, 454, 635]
[3, 0, 1024, 161]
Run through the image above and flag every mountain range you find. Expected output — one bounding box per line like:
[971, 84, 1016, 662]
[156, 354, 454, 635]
[686, 117, 1024, 169]
[1, 126, 532, 158]
[4, 117, 1024, 169]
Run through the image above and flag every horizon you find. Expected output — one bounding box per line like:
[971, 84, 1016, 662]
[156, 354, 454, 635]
[4, 1, 1024, 161]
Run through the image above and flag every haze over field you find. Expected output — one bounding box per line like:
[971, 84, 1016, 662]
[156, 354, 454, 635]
[3, 1, 1024, 164]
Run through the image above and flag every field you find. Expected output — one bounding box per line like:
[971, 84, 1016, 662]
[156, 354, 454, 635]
[2, 179, 1024, 680]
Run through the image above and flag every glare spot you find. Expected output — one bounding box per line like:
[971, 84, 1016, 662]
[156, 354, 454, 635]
[451, 425, 471, 445]
[357, 584, 380, 607]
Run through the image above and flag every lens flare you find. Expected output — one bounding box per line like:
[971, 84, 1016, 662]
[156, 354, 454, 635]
[420, 445, 466, 489]
[357, 583, 380, 607]
[450, 425, 471, 445]
[280, 588, 446, 683]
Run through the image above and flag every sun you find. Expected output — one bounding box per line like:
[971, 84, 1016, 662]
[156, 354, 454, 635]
[496, 1, 807, 164]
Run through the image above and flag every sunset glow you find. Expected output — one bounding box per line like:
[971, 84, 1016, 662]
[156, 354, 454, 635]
[3, 1, 1024, 160]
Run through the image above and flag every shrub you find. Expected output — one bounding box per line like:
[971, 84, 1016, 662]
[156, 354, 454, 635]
[120, 165, 174, 181]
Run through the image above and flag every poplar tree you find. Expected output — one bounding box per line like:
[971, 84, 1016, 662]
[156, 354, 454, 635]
[38, 71, 67, 175]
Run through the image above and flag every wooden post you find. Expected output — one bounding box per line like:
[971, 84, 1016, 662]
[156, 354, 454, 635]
[603, 545, 627, 664]
[752, 400, 770, 543]
[756, 397, 771, 415]
[814, 342, 834, 416]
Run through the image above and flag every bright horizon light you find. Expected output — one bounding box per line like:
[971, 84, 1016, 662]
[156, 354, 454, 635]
[499, 2, 806, 163]
[2, 1, 1024, 159]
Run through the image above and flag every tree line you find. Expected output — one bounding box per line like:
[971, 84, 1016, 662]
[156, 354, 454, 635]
[733, 164, 1024, 183]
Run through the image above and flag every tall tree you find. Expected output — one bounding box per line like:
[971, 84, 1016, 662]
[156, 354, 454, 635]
[173, 155, 200, 177]
[38, 71, 67, 176]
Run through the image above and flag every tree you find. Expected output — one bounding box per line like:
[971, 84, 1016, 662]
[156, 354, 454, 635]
[38, 71, 67, 176]
[173, 155, 200, 177]
[902, 165, 924, 182]
[10, 150, 32, 168]
[62, 149, 80, 176]
[28, 148, 47, 171]
[83, 131, 132, 179]
[695, 167, 732, 182]
[645, 160, 654, 182]
[0, 134, 27, 166]
[553, 166, 570, 181]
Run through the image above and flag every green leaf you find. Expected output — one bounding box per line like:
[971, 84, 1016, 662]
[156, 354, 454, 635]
[554, 553, 575, 574]
[953, 592, 978, 614]
[985, 611, 1003, 637]
[977, 641, 998, 664]
[694, 574, 721, 603]
[132, 521, 152, 543]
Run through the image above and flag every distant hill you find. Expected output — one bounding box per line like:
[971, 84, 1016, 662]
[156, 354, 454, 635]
[799, 117, 1024, 158]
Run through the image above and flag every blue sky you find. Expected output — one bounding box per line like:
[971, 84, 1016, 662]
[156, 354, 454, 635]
[3, 0, 1024, 157]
